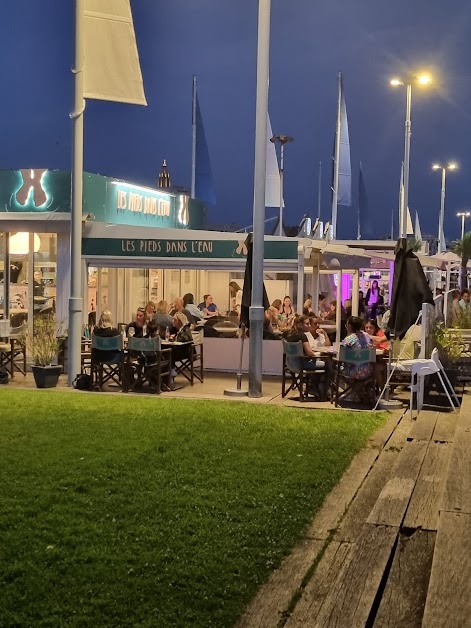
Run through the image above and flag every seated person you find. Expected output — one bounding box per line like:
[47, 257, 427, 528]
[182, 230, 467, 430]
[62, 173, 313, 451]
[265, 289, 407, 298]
[170, 296, 196, 326]
[126, 307, 146, 338]
[263, 311, 281, 340]
[365, 319, 390, 351]
[152, 299, 173, 334]
[341, 316, 374, 380]
[183, 293, 204, 321]
[284, 315, 326, 398]
[92, 310, 121, 363]
[324, 300, 337, 321]
[306, 316, 331, 350]
[197, 294, 218, 316]
[144, 301, 156, 321]
[169, 312, 193, 343]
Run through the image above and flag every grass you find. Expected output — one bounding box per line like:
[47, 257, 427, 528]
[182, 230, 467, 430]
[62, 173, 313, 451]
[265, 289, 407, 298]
[0, 390, 387, 627]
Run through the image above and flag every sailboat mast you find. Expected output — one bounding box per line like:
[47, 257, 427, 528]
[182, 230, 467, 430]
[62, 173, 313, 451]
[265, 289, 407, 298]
[317, 161, 322, 219]
[190, 75, 197, 199]
[331, 72, 342, 240]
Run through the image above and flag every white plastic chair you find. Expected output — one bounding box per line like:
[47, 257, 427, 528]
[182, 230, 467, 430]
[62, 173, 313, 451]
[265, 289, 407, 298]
[376, 347, 459, 417]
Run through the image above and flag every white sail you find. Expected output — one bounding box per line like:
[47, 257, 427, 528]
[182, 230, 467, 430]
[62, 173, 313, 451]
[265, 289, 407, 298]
[265, 113, 283, 208]
[415, 211, 422, 242]
[406, 207, 414, 235]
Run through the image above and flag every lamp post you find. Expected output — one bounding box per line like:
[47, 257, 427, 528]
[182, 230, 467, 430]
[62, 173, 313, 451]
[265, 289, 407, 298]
[390, 73, 432, 239]
[433, 163, 457, 253]
[457, 211, 470, 240]
[270, 134, 294, 236]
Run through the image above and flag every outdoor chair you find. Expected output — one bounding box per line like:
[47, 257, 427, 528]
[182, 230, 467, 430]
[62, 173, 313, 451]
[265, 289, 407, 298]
[375, 347, 460, 418]
[332, 345, 377, 408]
[0, 321, 26, 379]
[190, 330, 204, 383]
[90, 334, 124, 390]
[281, 339, 325, 402]
[173, 339, 199, 386]
[123, 336, 172, 394]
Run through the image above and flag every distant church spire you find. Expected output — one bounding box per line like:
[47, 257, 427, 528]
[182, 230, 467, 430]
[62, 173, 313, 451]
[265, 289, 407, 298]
[158, 159, 171, 189]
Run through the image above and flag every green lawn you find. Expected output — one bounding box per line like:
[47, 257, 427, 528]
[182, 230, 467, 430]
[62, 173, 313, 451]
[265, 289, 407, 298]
[0, 390, 386, 627]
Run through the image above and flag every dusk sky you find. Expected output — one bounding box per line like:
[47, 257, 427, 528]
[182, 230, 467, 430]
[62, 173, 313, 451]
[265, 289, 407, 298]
[1, 1, 471, 240]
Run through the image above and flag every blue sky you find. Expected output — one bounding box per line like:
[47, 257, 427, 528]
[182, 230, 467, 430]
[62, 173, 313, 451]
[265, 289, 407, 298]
[1, 0, 471, 239]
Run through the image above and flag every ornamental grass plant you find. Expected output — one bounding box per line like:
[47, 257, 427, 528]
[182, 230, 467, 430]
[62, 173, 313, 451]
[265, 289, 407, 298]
[0, 390, 387, 627]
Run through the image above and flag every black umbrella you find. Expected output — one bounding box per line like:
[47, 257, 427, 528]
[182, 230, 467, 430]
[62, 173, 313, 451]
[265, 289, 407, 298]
[240, 233, 269, 329]
[388, 238, 434, 340]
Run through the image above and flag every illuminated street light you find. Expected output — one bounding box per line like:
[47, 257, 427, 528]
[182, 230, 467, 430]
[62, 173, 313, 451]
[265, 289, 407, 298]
[457, 211, 471, 240]
[433, 163, 458, 253]
[390, 72, 432, 239]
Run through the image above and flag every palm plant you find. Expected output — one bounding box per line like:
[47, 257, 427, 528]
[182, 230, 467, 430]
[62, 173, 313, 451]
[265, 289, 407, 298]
[453, 232, 471, 290]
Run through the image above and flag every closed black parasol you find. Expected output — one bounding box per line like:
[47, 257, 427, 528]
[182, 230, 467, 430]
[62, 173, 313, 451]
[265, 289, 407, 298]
[388, 238, 434, 339]
[240, 233, 269, 329]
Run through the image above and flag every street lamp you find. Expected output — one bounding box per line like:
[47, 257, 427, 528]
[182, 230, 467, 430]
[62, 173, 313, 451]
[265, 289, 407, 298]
[390, 73, 432, 239]
[457, 211, 470, 240]
[433, 163, 457, 253]
[270, 134, 294, 236]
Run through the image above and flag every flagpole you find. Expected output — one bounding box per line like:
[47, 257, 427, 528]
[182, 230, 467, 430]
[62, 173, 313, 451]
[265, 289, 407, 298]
[317, 160, 322, 219]
[190, 75, 197, 199]
[249, 0, 271, 398]
[69, 0, 85, 385]
[357, 162, 362, 240]
[331, 72, 342, 240]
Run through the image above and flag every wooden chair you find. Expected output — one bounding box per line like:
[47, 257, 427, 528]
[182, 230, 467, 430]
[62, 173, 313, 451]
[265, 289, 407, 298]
[332, 345, 377, 408]
[281, 339, 324, 402]
[123, 336, 172, 394]
[0, 321, 26, 379]
[90, 334, 124, 390]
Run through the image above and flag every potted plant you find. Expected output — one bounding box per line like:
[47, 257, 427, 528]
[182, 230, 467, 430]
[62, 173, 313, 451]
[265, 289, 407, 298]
[433, 322, 462, 391]
[28, 315, 62, 388]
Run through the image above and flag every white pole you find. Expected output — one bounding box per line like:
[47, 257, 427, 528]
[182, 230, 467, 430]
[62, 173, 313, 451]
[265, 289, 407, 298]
[335, 270, 342, 346]
[401, 83, 412, 240]
[461, 214, 465, 240]
[190, 75, 197, 199]
[69, 0, 85, 385]
[438, 167, 446, 254]
[352, 270, 359, 316]
[278, 142, 284, 236]
[248, 0, 271, 398]
[331, 72, 342, 240]
[296, 246, 304, 314]
[317, 161, 322, 219]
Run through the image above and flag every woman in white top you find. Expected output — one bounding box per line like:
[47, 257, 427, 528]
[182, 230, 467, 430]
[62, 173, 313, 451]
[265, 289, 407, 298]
[305, 316, 331, 351]
[229, 281, 243, 315]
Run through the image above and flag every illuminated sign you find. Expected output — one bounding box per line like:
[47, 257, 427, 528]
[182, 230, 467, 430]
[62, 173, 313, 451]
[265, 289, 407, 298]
[105, 181, 183, 229]
[0, 169, 70, 213]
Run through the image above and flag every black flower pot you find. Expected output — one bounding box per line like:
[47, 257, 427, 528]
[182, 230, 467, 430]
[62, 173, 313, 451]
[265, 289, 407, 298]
[32, 365, 62, 389]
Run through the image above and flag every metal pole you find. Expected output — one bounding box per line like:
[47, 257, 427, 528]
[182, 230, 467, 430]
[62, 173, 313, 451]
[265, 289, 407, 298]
[461, 213, 465, 240]
[438, 167, 446, 254]
[335, 269, 342, 346]
[248, 0, 271, 398]
[278, 142, 284, 236]
[69, 0, 85, 385]
[4, 233, 10, 322]
[317, 161, 322, 219]
[331, 72, 342, 240]
[401, 83, 412, 240]
[190, 75, 197, 199]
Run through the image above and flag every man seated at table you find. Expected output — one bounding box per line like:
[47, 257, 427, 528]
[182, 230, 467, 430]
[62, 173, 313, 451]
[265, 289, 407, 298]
[170, 297, 196, 326]
[126, 307, 146, 338]
[197, 294, 219, 316]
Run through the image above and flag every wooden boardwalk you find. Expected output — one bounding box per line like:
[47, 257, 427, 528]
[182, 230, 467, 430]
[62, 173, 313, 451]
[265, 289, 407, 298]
[237, 393, 471, 628]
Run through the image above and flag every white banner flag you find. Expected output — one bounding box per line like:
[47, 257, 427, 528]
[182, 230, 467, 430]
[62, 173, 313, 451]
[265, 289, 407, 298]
[83, 0, 147, 105]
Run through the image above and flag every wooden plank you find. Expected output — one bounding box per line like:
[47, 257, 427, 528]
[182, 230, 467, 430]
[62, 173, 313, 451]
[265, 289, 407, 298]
[284, 541, 354, 628]
[305, 448, 379, 540]
[368, 410, 406, 450]
[334, 450, 398, 543]
[367, 440, 428, 527]
[236, 539, 325, 628]
[312, 524, 398, 627]
[441, 421, 471, 515]
[432, 410, 458, 442]
[383, 414, 414, 451]
[373, 530, 436, 628]
[403, 441, 452, 531]
[422, 512, 471, 628]
[407, 410, 439, 442]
